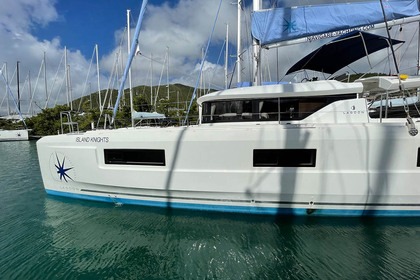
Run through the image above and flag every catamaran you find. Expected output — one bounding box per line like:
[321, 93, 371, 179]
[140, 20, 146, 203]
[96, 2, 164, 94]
[36, 0, 420, 216]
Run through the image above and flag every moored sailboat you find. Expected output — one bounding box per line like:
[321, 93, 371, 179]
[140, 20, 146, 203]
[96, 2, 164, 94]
[36, 0, 420, 216]
[0, 62, 29, 142]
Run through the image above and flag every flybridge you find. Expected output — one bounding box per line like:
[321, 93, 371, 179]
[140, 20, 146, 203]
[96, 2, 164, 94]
[251, 0, 420, 48]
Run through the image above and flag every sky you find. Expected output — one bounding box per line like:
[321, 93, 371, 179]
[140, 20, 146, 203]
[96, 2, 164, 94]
[0, 0, 419, 116]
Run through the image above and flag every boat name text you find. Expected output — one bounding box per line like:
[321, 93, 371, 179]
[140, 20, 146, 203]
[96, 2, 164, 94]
[306, 24, 374, 42]
[76, 136, 109, 143]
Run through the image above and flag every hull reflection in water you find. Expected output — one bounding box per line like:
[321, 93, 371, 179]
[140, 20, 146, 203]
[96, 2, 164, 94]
[40, 198, 419, 279]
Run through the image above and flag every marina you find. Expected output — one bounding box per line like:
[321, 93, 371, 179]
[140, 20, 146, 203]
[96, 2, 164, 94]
[1, 1, 420, 278]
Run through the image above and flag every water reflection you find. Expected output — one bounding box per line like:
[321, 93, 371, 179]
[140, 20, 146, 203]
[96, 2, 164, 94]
[42, 198, 419, 279]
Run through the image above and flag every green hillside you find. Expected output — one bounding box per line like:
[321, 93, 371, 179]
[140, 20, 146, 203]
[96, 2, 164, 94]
[22, 84, 206, 136]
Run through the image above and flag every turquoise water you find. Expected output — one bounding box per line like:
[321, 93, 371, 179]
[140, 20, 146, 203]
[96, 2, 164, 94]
[0, 141, 419, 279]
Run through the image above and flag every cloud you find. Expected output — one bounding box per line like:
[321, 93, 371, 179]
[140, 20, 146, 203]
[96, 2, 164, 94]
[101, 0, 238, 91]
[0, 0, 58, 33]
[0, 0, 112, 115]
[1, 0, 419, 117]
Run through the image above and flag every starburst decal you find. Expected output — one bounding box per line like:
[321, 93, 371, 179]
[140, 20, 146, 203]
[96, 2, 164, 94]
[283, 19, 297, 33]
[55, 154, 73, 182]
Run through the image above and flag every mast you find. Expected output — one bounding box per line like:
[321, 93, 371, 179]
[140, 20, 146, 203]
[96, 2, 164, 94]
[225, 23, 229, 89]
[418, 21, 420, 76]
[17, 61, 20, 112]
[252, 0, 261, 86]
[150, 52, 153, 107]
[28, 70, 32, 115]
[43, 52, 48, 106]
[111, 0, 149, 124]
[5, 63, 10, 116]
[67, 64, 73, 111]
[237, 0, 241, 85]
[167, 46, 169, 99]
[127, 9, 134, 127]
[96, 44, 102, 114]
[64, 46, 70, 108]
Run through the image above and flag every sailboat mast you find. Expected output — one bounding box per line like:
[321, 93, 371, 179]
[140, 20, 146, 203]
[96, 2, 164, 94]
[64, 46, 70, 108]
[127, 9, 134, 127]
[96, 44, 102, 114]
[225, 23, 229, 89]
[43, 52, 48, 105]
[252, 0, 261, 86]
[28, 70, 32, 115]
[17, 61, 20, 112]
[418, 21, 420, 76]
[237, 0, 241, 85]
[167, 46, 169, 99]
[5, 63, 10, 116]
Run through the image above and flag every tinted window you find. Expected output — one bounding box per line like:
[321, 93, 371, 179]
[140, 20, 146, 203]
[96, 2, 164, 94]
[417, 148, 420, 167]
[104, 149, 166, 166]
[253, 149, 317, 167]
[202, 94, 355, 123]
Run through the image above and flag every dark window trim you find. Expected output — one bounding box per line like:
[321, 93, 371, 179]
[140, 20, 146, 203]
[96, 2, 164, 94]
[253, 149, 317, 167]
[104, 149, 166, 166]
[202, 94, 356, 124]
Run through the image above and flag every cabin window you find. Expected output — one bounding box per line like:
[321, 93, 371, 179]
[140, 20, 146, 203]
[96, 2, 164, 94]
[253, 149, 317, 167]
[202, 95, 354, 123]
[368, 97, 420, 119]
[104, 149, 166, 166]
[417, 148, 420, 167]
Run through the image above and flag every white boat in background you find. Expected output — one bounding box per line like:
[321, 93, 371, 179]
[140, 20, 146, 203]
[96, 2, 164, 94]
[0, 128, 29, 141]
[1, 61, 30, 142]
[36, 0, 420, 216]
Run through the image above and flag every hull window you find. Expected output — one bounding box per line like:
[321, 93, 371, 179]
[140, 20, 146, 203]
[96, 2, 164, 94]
[417, 148, 420, 167]
[253, 149, 317, 167]
[104, 149, 166, 166]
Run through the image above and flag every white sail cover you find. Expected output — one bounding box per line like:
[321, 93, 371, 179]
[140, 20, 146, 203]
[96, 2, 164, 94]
[252, 0, 420, 47]
[132, 111, 165, 120]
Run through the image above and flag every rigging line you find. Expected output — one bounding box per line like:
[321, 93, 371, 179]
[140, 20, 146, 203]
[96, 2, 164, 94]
[379, 0, 401, 77]
[184, 0, 224, 124]
[53, 75, 66, 107]
[45, 51, 65, 109]
[243, 2, 253, 83]
[77, 45, 96, 112]
[153, 53, 168, 110]
[0, 64, 7, 108]
[112, 0, 148, 125]
[97, 57, 117, 128]
[0, 70, 27, 128]
[27, 57, 45, 115]
[393, 24, 418, 73]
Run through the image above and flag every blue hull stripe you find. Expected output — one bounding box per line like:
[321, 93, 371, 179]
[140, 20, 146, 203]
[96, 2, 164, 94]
[45, 189, 420, 217]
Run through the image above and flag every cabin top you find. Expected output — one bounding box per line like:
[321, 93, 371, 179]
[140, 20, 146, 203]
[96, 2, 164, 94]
[197, 80, 364, 105]
[197, 76, 420, 106]
[357, 76, 420, 94]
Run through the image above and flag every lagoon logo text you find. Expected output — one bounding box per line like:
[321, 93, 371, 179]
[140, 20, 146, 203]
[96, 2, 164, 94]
[76, 136, 109, 143]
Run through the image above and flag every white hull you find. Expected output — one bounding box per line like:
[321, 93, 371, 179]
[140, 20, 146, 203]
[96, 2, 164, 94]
[36, 116, 420, 216]
[0, 129, 29, 142]
[36, 78, 420, 216]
